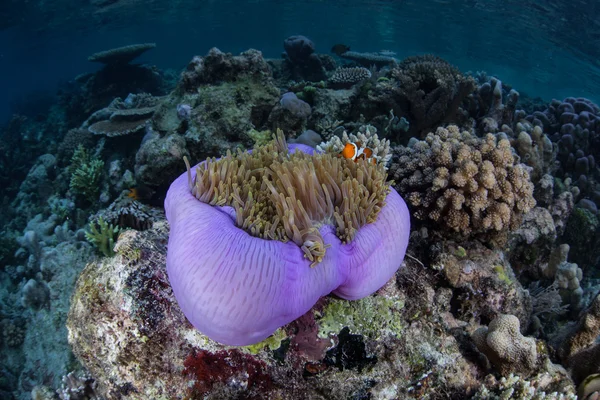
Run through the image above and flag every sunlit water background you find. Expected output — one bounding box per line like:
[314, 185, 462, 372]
[2, 0, 600, 123]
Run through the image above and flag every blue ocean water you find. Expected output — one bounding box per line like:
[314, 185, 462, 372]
[2, 0, 600, 399]
[2, 0, 600, 122]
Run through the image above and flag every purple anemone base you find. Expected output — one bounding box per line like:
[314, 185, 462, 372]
[164, 145, 411, 345]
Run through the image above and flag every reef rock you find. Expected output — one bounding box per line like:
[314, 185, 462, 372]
[66, 220, 576, 399]
[152, 48, 280, 163]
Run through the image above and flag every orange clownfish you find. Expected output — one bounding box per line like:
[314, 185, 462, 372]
[339, 141, 377, 164]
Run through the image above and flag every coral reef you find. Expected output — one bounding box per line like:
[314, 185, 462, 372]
[472, 314, 538, 376]
[134, 131, 188, 190]
[83, 93, 161, 137]
[5, 37, 600, 400]
[510, 121, 556, 182]
[178, 47, 273, 92]
[151, 48, 280, 166]
[562, 205, 600, 275]
[390, 55, 476, 137]
[59, 63, 172, 128]
[389, 125, 536, 244]
[184, 349, 272, 398]
[328, 67, 372, 89]
[68, 145, 104, 204]
[555, 293, 600, 380]
[56, 128, 95, 166]
[278, 92, 312, 118]
[283, 35, 315, 64]
[280, 35, 328, 82]
[66, 221, 576, 399]
[268, 92, 312, 134]
[430, 239, 533, 327]
[526, 97, 600, 208]
[95, 194, 162, 231]
[21, 279, 50, 310]
[57, 371, 100, 400]
[472, 373, 576, 399]
[85, 217, 120, 257]
[467, 76, 520, 133]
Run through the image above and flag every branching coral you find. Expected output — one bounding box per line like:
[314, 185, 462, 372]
[69, 145, 104, 203]
[389, 125, 536, 242]
[165, 130, 410, 345]
[85, 217, 120, 257]
[512, 122, 556, 181]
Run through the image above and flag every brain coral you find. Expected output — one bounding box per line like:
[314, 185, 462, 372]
[389, 125, 535, 242]
[472, 314, 538, 376]
[165, 131, 410, 345]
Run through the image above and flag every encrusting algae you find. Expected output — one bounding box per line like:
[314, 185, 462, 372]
[185, 129, 390, 266]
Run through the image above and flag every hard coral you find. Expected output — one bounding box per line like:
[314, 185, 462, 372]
[84, 93, 161, 137]
[512, 122, 555, 182]
[328, 67, 372, 89]
[391, 55, 476, 137]
[389, 125, 535, 243]
[468, 76, 519, 133]
[165, 131, 410, 345]
[283, 35, 315, 63]
[69, 145, 104, 203]
[179, 47, 272, 92]
[96, 195, 162, 231]
[85, 217, 120, 257]
[472, 314, 538, 376]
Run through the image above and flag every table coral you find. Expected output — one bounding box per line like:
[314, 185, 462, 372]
[164, 131, 410, 345]
[389, 125, 536, 243]
[84, 93, 161, 137]
[87, 43, 156, 65]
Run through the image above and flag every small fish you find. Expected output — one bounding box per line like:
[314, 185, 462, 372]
[331, 44, 351, 56]
[339, 141, 377, 164]
[127, 188, 140, 200]
[127, 185, 154, 201]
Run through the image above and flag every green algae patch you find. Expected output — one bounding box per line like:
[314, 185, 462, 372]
[247, 128, 273, 147]
[493, 265, 513, 286]
[316, 295, 404, 340]
[454, 246, 467, 258]
[243, 328, 288, 354]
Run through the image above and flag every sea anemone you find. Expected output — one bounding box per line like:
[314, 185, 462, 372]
[164, 131, 410, 345]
